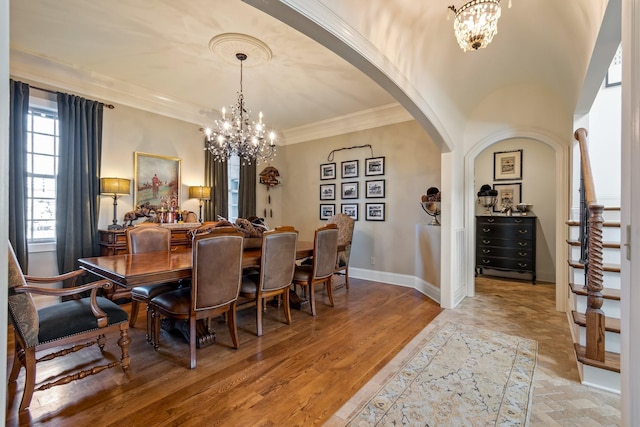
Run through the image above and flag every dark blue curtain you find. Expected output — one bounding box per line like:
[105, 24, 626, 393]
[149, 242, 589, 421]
[9, 80, 30, 271]
[56, 93, 103, 279]
[238, 162, 256, 219]
[204, 149, 228, 221]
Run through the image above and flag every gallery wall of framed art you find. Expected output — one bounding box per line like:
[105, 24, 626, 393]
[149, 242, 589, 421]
[318, 154, 387, 221]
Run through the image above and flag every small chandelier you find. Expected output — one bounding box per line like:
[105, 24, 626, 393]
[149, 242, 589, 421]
[448, 0, 506, 52]
[202, 52, 276, 165]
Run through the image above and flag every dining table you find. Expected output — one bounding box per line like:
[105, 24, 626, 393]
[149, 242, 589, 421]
[78, 241, 321, 347]
[78, 241, 316, 301]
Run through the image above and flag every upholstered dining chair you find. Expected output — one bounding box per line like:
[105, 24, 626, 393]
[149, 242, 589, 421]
[292, 223, 339, 316]
[327, 213, 355, 289]
[239, 226, 298, 336]
[7, 244, 130, 411]
[149, 228, 244, 369]
[127, 225, 182, 335]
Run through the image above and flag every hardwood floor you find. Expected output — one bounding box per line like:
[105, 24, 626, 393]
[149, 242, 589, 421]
[6, 278, 442, 426]
[6, 276, 621, 426]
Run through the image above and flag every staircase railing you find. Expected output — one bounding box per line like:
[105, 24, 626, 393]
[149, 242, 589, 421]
[574, 128, 606, 362]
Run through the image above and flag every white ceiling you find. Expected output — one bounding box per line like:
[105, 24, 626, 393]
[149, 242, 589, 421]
[10, 0, 615, 145]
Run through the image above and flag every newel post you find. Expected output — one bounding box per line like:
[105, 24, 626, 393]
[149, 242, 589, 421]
[585, 203, 605, 362]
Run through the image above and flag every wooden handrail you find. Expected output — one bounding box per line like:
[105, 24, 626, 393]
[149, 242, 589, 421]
[573, 128, 606, 363]
[574, 128, 597, 205]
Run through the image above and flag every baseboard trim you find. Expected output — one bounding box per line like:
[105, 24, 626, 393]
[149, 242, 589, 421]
[349, 267, 441, 304]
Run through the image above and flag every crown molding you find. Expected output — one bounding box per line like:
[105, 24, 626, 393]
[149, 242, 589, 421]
[280, 103, 412, 145]
[10, 49, 208, 125]
[11, 49, 413, 144]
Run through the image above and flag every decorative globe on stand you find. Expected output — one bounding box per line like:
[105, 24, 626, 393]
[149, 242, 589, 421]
[420, 187, 441, 226]
[477, 184, 498, 215]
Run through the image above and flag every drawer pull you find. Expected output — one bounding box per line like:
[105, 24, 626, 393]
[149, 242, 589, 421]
[487, 218, 495, 223]
[518, 229, 528, 234]
[518, 263, 528, 267]
[518, 252, 527, 257]
[517, 242, 528, 247]
[483, 228, 491, 233]
[482, 249, 491, 254]
[482, 240, 491, 244]
[482, 259, 491, 264]
[514, 219, 522, 223]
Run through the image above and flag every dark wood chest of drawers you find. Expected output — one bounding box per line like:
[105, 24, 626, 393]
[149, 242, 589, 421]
[475, 215, 536, 284]
[98, 226, 198, 256]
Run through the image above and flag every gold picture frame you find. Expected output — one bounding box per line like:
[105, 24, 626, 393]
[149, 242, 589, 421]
[134, 152, 181, 209]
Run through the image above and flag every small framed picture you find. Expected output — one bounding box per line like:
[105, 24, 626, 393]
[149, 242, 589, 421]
[320, 184, 336, 200]
[493, 149, 523, 181]
[365, 157, 385, 176]
[341, 181, 359, 199]
[341, 160, 359, 179]
[366, 203, 385, 221]
[320, 204, 335, 220]
[320, 163, 336, 180]
[365, 179, 385, 198]
[493, 183, 522, 212]
[341, 203, 359, 221]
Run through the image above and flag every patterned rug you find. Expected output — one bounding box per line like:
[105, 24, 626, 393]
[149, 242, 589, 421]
[345, 322, 537, 426]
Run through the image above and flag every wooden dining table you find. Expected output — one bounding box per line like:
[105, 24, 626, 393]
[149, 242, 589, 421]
[78, 241, 316, 301]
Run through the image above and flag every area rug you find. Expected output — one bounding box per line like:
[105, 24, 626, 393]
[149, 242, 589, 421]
[346, 322, 537, 426]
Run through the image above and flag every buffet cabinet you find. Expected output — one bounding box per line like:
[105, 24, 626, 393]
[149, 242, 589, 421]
[475, 215, 536, 284]
[98, 224, 200, 256]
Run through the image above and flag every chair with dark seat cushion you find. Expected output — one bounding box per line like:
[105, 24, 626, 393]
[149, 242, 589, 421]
[327, 213, 355, 289]
[292, 223, 339, 316]
[7, 244, 130, 412]
[127, 225, 182, 336]
[149, 228, 244, 369]
[239, 226, 298, 336]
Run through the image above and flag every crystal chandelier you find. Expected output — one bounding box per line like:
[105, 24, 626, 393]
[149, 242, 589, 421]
[448, 0, 505, 52]
[203, 52, 276, 165]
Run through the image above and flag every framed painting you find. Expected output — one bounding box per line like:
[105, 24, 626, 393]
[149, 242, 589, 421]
[365, 157, 385, 176]
[341, 181, 359, 199]
[493, 183, 522, 212]
[341, 160, 359, 179]
[493, 149, 523, 181]
[134, 152, 181, 209]
[341, 203, 359, 221]
[365, 203, 385, 221]
[320, 204, 335, 220]
[365, 179, 385, 198]
[320, 163, 336, 180]
[320, 183, 336, 200]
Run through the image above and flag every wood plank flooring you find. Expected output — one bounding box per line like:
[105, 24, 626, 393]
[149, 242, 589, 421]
[6, 276, 621, 426]
[6, 278, 442, 426]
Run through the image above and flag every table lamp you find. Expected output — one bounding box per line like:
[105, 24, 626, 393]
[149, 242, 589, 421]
[101, 177, 131, 230]
[189, 186, 211, 223]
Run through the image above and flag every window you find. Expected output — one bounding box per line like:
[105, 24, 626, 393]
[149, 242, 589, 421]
[227, 155, 240, 221]
[26, 107, 59, 243]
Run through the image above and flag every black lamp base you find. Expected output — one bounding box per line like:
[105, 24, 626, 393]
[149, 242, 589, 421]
[108, 223, 124, 230]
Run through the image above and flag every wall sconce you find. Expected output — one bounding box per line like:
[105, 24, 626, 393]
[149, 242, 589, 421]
[101, 177, 131, 230]
[189, 186, 212, 223]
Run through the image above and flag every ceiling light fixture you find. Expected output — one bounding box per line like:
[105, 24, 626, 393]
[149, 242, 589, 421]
[202, 52, 276, 165]
[448, 0, 509, 52]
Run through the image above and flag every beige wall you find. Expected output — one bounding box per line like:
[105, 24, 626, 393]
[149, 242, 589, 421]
[278, 120, 441, 277]
[475, 138, 557, 283]
[99, 104, 203, 229]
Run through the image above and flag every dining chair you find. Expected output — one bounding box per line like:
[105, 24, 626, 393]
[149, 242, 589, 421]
[127, 226, 182, 336]
[292, 223, 339, 316]
[327, 213, 355, 289]
[7, 244, 130, 411]
[239, 227, 298, 336]
[149, 228, 244, 369]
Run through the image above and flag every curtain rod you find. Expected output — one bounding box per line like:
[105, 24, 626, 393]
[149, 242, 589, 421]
[30, 85, 115, 109]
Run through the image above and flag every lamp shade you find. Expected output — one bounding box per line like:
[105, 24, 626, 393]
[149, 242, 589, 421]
[189, 186, 211, 200]
[100, 177, 131, 195]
